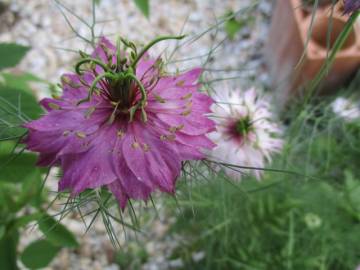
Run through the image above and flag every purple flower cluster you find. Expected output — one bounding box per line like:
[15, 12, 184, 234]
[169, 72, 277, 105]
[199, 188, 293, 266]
[24, 37, 215, 209]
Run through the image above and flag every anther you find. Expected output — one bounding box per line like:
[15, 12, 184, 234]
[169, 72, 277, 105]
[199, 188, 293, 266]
[176, 80, 185, 87]
[181, 109, 192, 116]
[142, 143, 150, 152]
[75, 131, 87, 139]
[48, 103, 61, 110]
[154, 94, 166, 103]
[160, 134, 176, 141]
[132, 142, 140, 149]
[181, 93, 192, 100]
[117, 130, 125, 138]
[169, 124, 184, 133]
[169, 126, 177, 133]
[62, 78, 81, 89]
[85, 107, 96, 119]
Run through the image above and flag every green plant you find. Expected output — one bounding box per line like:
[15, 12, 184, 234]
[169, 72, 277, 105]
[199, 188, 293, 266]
[133, 0, 150, 18]
[223, 10, 255, 40]
[0, 43, 79, 270]
[166, 74, 360, 269]
[169, 171, 359, 269]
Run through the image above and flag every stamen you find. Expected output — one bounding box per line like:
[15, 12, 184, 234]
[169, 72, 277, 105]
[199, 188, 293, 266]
[100, 43, 112, 60]
[77, 72, 116, 105]
[169, 127, 177, 133]
[51, 94, 62, 100]
[132, 142, 140, 149]
[154, 94, 166, 103]
[181, 109, 192, 116]
[61, 76, 82, 89]
[176, 80, 185, 87]
[61, 75, 71, 85]
[75, 131, 87, 139]
[142, 143, 150, 152]
[169, 124, 184, 133]
[79, 50, 89, 58]
[84, 107, 96, 119]
[48, 103, 61, 110]
[181, 93, 192, 100]
[107, 101, 121, 125]
[117, 129, 125, 138]
[160, 134, 176, 141]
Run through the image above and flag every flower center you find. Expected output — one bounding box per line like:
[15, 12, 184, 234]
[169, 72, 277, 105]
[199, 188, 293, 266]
[74, 35, 185, 123]
[108, 76, 135, 110]
[234, 116, 252, 136]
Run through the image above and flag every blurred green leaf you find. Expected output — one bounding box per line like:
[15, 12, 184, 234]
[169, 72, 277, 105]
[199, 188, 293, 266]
[345, 170, 360, 212]
[0, 85, 42, 140]
[1, 72, 43, 92]
[0, 43, 30, 70]
[13, 212, 43, 230]
[38, 214, 79, 248]
[0, 153, 40, 183]
[21, 239, 61, 269]
[17, 169, 45, 210]
[224, 12, 246, 40]
[134, 0, 149, 18]
[0, 226, 5, 240]
[225, 19, 242, 40]
[0, 230, 19, 270]
[0, 85, 42, 120]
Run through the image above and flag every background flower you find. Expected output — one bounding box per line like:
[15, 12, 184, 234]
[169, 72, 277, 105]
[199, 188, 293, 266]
[209, 88, 283, 180]
[331, 96, 360, 122]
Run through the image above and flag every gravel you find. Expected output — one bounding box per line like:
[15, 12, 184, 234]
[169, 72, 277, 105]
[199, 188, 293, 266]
[0, 0, 273, 269]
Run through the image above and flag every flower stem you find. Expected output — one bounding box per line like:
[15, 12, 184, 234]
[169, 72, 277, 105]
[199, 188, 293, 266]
[131, 35, 186, 69]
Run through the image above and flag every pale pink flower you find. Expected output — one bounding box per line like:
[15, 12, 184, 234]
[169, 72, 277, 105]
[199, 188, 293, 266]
[209, 87, 283, 180]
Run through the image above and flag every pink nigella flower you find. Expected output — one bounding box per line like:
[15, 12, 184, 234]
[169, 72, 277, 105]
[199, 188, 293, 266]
[23, 36, 215, 209]
[209, 88, 283, 180]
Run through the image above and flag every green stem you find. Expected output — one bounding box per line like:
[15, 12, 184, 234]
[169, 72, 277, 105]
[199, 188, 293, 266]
[131, 35, 186, 68]
[75, 58, 111, 75]
[116, 36, 122, 70]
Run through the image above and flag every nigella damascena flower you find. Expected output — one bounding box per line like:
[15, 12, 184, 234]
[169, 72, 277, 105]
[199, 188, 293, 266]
[209, 88, 283, 180]
[331, 96, 360, 122]
[344, 0, 360, 14]
[23, 36, 216, 209]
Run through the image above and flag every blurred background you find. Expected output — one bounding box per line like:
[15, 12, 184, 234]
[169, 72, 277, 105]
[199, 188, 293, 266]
[0, 0, 360, 270]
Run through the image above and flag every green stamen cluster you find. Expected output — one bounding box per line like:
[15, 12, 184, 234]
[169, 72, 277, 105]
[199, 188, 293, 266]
[73, 35, 185, 123]
[235, 116, 252, 136]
